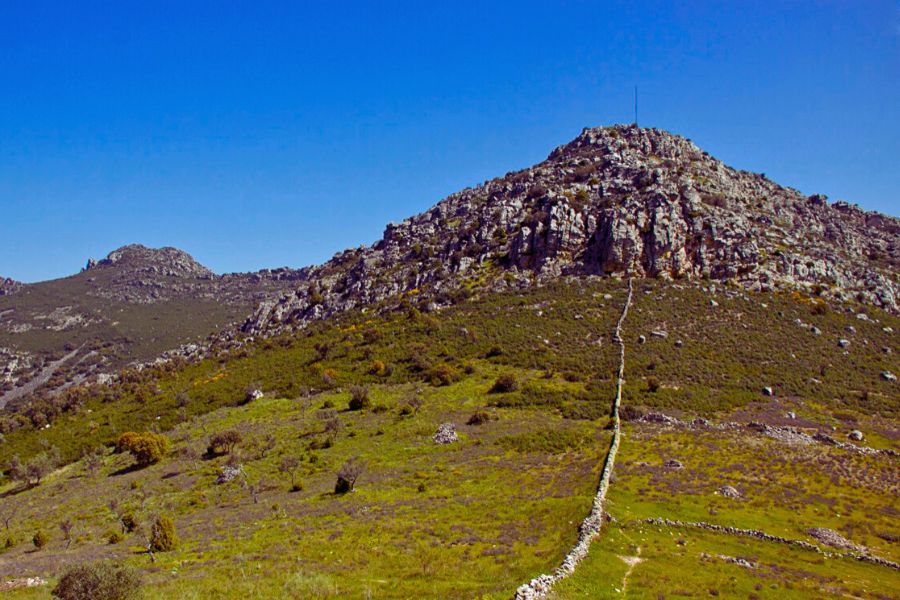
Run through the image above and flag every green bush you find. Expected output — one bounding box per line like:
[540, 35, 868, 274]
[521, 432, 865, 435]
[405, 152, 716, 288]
[466, 411, 494, 426]
[33, 529, 49, 549]
[51, 560, 142, 600]
[117, 432, 170, 467]
[149, 515, 178, 552]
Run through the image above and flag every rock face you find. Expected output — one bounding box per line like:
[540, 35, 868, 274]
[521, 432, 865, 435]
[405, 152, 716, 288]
[242, 125, 899, 337]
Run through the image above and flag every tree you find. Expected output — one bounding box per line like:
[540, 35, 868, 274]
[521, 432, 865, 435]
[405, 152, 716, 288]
[81, 446, 105, 476]
[52, 560, 142, 600]
[207, 430, 242, 456]
[149, 515, 178, 552]
[60, 520, 75, 550]
[7, 449, 58, 488]
[278, 456, 302, 491]
[117, 432, 170, 467]
[335, 457, 363, 494]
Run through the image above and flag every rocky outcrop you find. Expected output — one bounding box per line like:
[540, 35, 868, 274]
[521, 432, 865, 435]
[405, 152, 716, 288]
[242, 125, 898, 337]
[0, 278, 22, 297]
[84, 244, 214, 278]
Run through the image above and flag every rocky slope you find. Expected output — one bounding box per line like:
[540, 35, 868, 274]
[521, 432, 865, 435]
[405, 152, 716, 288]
[242, 125, 898, 337]
[0, 245, 303, 405]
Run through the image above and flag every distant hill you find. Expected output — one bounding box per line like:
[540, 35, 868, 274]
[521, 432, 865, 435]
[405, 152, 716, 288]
[0, 244, 303, 407]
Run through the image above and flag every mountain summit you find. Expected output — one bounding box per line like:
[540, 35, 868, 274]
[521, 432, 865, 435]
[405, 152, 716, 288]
[244, 125, 898, 335]
[83, 244, 214, 279]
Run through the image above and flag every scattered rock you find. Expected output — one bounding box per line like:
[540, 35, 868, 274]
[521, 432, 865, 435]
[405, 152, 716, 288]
[762, 386, 774, 397]
[433, 423, 458, 444]
[881, 371, 897, 382]
[245, 388, 264, 402]
[216, 464, 245, 484]
[848, 430, 864, 442]
[650, 330, 669, 338]
[663, 459, 684, 470]
[718, 555, 754, 568]
[786, 411, 796, 419]
[643, 412, 678, 425]
[709, 299, 719, 307]
[674, 339, 683, 348]
[718, 485, 741, 498]
[638, 335, 647, 344]
[806, 527, 865, 552]
[0, 578, 47, 592]
[838, 339, 851, 349]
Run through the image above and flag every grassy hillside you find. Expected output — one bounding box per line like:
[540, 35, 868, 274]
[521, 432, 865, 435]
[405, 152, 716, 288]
[1, 278, 897, 598]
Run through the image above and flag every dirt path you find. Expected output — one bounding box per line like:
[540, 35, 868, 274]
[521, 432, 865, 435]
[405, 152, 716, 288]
[515, 278, 634, 599]
[617, 549, 642, 595]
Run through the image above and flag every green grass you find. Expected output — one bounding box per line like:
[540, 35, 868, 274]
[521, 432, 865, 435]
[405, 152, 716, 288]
[0, 371, 607, 598]
[1, 277, 898, 598]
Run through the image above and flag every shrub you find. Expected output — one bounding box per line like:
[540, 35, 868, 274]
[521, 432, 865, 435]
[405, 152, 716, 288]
[466, 411, 494, 426]
[368, 360, 387, 376]
[620, 405, 644, 422]
[490, 373, 518, 393]
[117, 432, 170, 467]
[51, 561, 142, 600]
[149, 515, 178, 552]
[33, 530, 49, 549]
[107, 530, 125, 545]
[120, 513, 138, 534]
[425, 363, 462, 387]
[207, 430, 242, 456]
[348, 385, 371, 411]
[335, 457, 363, 494]
[647, 377, 661, 393]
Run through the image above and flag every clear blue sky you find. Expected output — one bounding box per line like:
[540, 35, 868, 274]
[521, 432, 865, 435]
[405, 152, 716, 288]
[1, 1, 898, 283]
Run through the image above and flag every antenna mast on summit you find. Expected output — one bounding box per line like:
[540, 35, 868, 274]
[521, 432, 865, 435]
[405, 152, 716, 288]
[634, 85, 638, 127]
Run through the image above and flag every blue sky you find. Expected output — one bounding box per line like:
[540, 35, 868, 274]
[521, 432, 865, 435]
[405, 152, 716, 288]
[1, 1, 898, 282]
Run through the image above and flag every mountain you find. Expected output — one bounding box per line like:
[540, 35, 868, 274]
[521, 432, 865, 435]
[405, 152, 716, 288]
[242, 125, 898, 338]
[0, 244, 303, 408]
[0, 125, 898, 599]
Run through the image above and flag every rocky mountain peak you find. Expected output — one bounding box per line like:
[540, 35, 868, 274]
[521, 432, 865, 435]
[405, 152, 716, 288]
[241, 124, 898, 337]
[84, 244, 214, 279]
